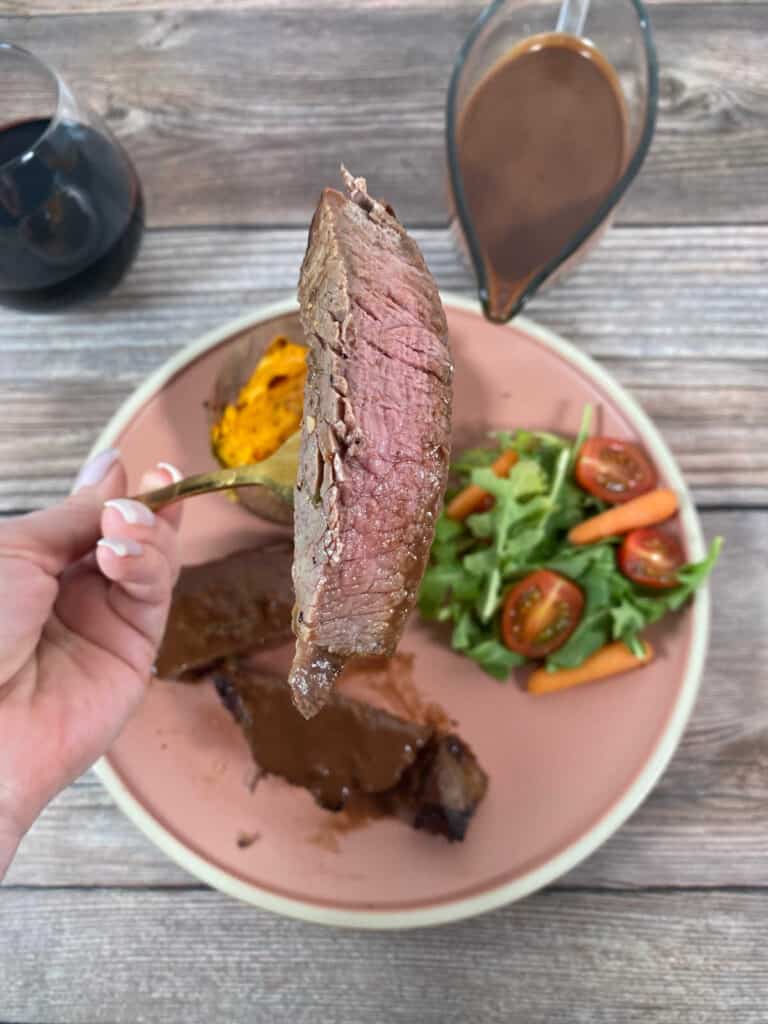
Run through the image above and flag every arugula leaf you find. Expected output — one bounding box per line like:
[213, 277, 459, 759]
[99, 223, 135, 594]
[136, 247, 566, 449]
[462, 547, 498, 579]
[668, 536, 723, 605]
[511, 449, 570, 562]
[546, 612, 610, 669]
[567, 404, 593, 474]
[545, 540, 616, 578]
[433, 517, 464, 545]
[610, 600, 647, 640]
[470, 460, 548, 502]
[418, 562, 481, 618]
[465, 511, 495, 539]
[466, 639, 526, 680]
[501, 515, 556, 565]
[452, 444, 500, 473]
[490, 428, 557, 455]
[479, 566, 502, 622]
[452, 609, 481, 651]
[431, 541, 459, 565]
[623, 633, 648, 658]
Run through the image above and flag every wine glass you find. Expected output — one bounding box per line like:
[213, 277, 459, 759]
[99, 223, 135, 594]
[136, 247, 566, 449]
[446, 0, 658, 323]
[0, 43, 144, 312]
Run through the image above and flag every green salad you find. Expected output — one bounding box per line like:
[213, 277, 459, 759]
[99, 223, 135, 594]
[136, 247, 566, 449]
[418, 409, 721, 684]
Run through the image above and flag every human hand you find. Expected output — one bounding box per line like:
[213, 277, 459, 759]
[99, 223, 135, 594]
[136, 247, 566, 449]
[0, 449, 183, 877]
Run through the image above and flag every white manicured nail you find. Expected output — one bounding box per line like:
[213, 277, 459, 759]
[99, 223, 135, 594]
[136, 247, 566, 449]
[157, 461, 183, 483]
[98, 537, 143, 558]
[104, 498, 155, 526]
[73, 448, 120, 493]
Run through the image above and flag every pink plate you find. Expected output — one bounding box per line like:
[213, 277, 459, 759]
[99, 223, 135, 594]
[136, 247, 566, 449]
[90, 296, 710, 928]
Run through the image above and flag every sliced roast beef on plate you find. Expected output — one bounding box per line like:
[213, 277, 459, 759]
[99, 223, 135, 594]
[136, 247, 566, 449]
[214, 656, 488, 841]
[155, 539, 294, 680]
[289, 169, 453, 718]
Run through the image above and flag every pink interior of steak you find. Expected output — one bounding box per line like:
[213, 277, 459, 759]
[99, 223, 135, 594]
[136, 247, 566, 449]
[289, 171, 452, 717]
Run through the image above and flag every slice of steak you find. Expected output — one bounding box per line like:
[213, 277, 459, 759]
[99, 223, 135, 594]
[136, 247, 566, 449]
[290, 169, 453, 717]
[214, 657, 488, 841]
[213, 659, 432, 812]
[155, 539, 293, 680]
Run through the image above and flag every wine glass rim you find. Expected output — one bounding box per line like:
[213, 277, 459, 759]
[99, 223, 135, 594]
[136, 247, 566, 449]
[0, 42, 66, 172]
[445, 0, 659, 323]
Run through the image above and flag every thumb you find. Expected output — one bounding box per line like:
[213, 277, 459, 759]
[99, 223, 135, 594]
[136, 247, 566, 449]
[0, 450, 126, 579]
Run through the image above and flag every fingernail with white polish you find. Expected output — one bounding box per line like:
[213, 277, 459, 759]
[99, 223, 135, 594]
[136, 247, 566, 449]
[98, 537, 143, 558]
[73, 448, 120, 493]
[157, 461, 183, 483]
[104, 498, 155, 526]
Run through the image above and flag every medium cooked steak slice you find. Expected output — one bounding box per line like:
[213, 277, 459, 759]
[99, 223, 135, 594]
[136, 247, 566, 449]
[155, 539, 294, 680]
[214, 657, 488, 841]
[289, 169, 453, 717]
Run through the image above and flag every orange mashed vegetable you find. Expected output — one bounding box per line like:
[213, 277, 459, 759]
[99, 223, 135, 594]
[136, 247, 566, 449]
[211, 335, 307, 466]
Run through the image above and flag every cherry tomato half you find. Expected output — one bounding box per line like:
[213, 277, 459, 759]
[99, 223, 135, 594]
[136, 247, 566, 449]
[501, 570, 584, 658]
[618, 527, 685, 589]
[576, 437, 657, 504]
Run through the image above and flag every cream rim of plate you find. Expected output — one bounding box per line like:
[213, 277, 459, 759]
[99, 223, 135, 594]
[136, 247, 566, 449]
[88, 293, 710, 930]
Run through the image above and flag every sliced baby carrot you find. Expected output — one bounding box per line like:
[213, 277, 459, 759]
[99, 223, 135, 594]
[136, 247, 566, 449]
[568, 488, 678, 546]
[528, 640, 654, 695]
[446, 449, 519, 522]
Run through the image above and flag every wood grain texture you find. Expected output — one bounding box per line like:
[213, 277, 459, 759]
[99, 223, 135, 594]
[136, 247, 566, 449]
[10, 0, 459, 11]
[2, 0, 762, 12]
[0, 3, 763, 226]
[4, 510, 765, 891]
[1, 888, 767, 1024]
[0, 225, 765, 509]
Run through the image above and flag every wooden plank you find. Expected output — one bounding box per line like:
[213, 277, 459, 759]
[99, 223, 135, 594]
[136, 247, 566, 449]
[2, 225, 766, 360]
[6, 0, 763, 14]
[634, 3, 768, 225]
[5, 0, 765, 11]
[0, 225, 765, 508]
[6, 0, 472, 11]
[2, 0, 268, 9]
[4, 509, 766, 891]
[1, 888, 767, 1023]
[0, 4, 762, 226]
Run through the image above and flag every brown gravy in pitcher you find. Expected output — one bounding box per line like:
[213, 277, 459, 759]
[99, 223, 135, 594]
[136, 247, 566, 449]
[456, 33, 628, 320]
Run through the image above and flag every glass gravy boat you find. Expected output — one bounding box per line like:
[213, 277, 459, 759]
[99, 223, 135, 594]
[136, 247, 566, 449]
[446, 0, 659, 323]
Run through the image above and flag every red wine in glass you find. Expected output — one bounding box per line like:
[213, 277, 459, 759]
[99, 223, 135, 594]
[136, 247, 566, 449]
[0, 45, 144, 312]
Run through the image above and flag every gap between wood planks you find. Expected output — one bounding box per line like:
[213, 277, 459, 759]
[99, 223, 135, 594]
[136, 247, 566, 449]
[108, 220, 768, 233]
[5, 0, 768, 12]
[2, 882, 767, 894]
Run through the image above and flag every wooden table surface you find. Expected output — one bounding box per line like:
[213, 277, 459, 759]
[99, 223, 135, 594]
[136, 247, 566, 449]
[1, 1, 766, 1020]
